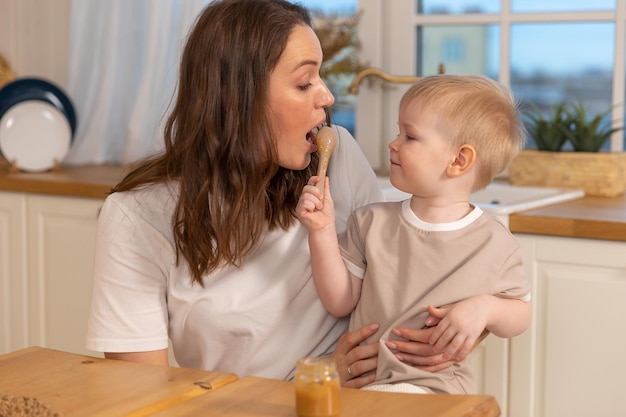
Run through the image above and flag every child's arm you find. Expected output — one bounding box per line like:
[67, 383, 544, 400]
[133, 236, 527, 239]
[296, 176, 362, 317]
[426, 295, 531, 361]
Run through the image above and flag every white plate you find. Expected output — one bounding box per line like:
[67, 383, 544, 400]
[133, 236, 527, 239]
[0, 100, 71, 172]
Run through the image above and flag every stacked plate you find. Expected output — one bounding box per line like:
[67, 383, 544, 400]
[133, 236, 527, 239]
[0, 78, 76, 172]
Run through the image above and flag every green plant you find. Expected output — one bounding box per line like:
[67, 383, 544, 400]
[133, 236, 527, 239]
[522, 101, 623, 152]
[563, 102, 623, 152]
[522, 102, 573, 151]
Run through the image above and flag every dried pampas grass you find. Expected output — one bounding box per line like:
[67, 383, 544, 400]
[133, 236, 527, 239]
[0, 54, 16, 89]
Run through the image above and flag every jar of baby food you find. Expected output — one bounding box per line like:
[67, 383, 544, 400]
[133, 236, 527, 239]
[294, 356, 341, 417]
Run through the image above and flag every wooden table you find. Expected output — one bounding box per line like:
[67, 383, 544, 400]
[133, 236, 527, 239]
[0, 347, 238, 416]
[0, 347, 500, 417]
[149, 375, 500, 417]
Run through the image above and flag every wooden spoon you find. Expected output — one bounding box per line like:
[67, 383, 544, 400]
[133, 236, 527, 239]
[315, 126, 337, 199]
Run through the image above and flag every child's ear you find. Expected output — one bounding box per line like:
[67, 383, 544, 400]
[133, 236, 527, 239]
[447, 144, 476, 178]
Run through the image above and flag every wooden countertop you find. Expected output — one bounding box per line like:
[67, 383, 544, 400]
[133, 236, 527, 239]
[1, 161, 624, 240]
[0, 160, 128, 199]
[509, 193, 626, 241]
[0, 347, 500, 417]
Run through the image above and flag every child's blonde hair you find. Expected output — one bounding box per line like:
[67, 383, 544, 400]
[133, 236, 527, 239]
[400, 74, 526, 190]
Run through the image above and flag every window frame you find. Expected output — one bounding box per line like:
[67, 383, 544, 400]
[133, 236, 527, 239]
[412, 2, 626, 151]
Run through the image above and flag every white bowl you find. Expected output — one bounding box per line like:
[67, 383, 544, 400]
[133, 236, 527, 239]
[0, 100, 71, 172]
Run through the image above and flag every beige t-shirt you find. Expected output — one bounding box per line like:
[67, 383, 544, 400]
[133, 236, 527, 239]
[341, 199, 531, 394]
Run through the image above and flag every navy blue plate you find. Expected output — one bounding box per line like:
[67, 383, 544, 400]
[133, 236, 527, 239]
[0, 78, 76, 138]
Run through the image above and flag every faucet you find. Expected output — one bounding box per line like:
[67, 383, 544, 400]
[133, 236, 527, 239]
[348, 63, 445, 94]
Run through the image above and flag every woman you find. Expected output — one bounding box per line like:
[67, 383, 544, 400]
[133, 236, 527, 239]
[86, 0, 460, 387]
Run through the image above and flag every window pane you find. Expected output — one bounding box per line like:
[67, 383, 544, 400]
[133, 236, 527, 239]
[297, 0, 358, 133]
[511, 0, 615, 13]
[417, 25, 499, 78]
[294, 0, 355, 15]
[418, 0, 500, 14]
[510, 23, 614, 150]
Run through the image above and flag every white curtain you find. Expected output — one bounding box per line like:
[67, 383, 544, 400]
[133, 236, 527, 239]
[64, 0, 210, 165]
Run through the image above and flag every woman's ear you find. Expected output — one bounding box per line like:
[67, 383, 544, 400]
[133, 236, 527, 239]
[447, 144, 476, 178]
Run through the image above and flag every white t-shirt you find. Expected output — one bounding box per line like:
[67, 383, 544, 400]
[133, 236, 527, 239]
[86, 126, 383, 380]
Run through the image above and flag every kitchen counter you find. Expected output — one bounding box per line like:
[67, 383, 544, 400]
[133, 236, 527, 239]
[509, 193, 626, 242]
[0, 160, 128, 199]
[1, 161, 625, 241]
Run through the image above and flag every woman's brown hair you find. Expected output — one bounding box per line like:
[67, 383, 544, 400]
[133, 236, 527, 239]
[112, 0, 321, 285]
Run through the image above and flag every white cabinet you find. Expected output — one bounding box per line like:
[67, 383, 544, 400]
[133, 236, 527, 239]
[26, 194, 103, 356]
[510, 234, 626, 417]
[0, 192, 28, 353]
[471, 334, 510, 417]
[0, 191, 103, 357]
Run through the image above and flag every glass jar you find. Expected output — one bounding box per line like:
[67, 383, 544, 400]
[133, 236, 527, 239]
[294, 356, 341, 417]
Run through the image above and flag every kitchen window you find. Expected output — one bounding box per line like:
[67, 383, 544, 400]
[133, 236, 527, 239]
[355, 0, 626, 172]
[64, 0, 626, 165]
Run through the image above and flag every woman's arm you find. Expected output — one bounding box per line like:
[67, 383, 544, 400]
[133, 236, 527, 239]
[87, 193, 171, 359]
[105, 348, 169, 366]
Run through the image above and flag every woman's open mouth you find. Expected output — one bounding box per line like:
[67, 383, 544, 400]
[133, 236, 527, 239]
[306, 123, 329, 152]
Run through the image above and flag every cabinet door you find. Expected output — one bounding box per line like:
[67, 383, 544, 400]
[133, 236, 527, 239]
[0, 192, 28, 354]
[470, 336, 509, 417]
[511, 234, 626, 417]
[26, 194, 103, 356]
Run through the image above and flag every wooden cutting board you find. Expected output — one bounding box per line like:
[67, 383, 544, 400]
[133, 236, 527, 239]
[0, 346, 238, 417]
